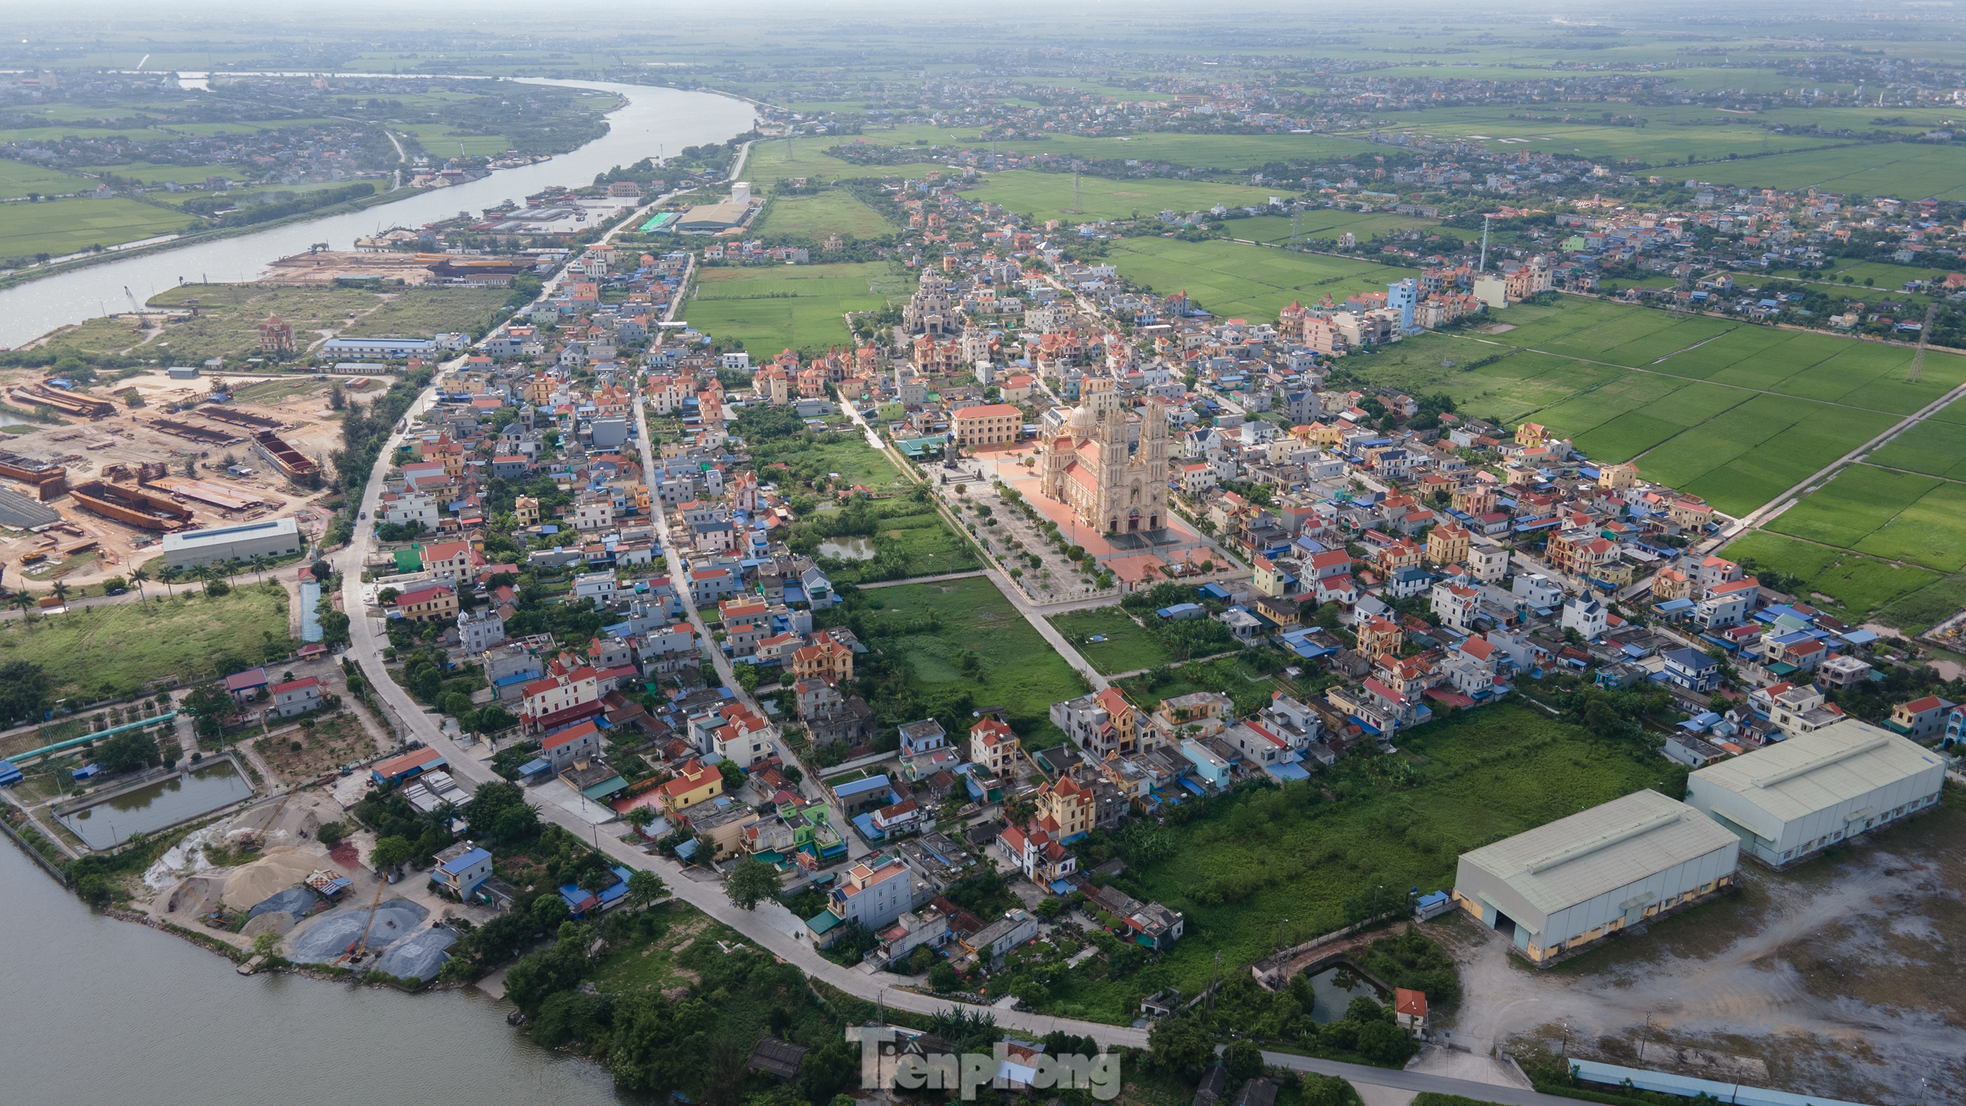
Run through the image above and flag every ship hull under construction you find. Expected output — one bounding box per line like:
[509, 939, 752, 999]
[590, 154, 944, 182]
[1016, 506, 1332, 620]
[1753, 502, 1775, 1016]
[251, 430, 320, 482]
[68, 481, 194, 531]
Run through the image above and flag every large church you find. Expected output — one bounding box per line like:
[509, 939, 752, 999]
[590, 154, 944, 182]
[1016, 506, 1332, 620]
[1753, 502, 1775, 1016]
[1038, 378, 1170, 535]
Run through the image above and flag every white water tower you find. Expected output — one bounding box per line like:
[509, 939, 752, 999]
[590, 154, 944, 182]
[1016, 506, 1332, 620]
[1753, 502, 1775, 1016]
[731, 181, 752, 204]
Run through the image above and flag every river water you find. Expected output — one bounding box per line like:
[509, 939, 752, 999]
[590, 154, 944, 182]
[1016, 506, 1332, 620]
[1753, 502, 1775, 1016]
[0, 79, 756, 348]
[0, 843, 629, 1104]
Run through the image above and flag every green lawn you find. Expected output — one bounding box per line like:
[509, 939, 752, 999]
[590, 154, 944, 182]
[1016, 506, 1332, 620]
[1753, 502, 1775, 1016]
[1061, 704, 1684, 1021]
[685, 261, 903, 357]
[854, 576, 1084, 745]
[752, 190, 895, 239]
[1049, 606, 1174, 676]
[741, 138, 953, 195]
[1104, 237, 1415, 320]
[0, 196, 195, 261]
[395, 122, 511, 157]
[0, 584, 295, 702]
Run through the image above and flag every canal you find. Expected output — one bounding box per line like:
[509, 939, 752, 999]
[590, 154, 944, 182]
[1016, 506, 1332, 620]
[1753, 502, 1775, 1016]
[0, 79, 756, 348]
[0, 843, 629, 1104]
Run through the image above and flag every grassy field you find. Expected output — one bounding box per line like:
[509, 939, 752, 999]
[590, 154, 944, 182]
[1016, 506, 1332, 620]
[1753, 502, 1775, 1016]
[854, 576, 1084, 746]
[0, 584, 295, 702]
[759, 433, 910, 491]
[1049, 606, 1174, 675]
[1055, 704, 1683, 1020]
[0, 197, 193, 260]
[740, 138, 953, 195]
[1105, 237, 1415, 320]
[969, 171, 1283, 222]
[686, 261, 905, 356]
[752, 190, 896, 239]
[1232, 209, 1442, 245]
[1721, 529, 1950, 628]
[395, 122, 511, 157]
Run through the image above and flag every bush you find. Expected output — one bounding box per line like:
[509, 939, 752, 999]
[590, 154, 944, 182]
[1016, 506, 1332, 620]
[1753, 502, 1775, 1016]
[317, 821, 347, 847]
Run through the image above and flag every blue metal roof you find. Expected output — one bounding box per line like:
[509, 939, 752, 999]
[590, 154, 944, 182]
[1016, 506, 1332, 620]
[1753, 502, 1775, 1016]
[1570, 1060, 1867, 1106]
[439, 847, 492, 874]
[833, 774, 892, 798]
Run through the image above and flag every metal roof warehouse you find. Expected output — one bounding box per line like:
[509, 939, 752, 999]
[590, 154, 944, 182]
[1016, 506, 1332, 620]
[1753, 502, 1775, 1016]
[1452, 789, 1740, 965]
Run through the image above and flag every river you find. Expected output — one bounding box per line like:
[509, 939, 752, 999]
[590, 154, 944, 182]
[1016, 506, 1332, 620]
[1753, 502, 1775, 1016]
[0, 843, 631, 1104]
[0, 79, 756, 348]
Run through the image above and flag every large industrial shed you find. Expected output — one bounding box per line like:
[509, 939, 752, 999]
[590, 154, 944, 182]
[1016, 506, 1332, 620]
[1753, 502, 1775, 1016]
[161, 517, 303, 569]
[1685, 719, 1946, 869]
[1452, 789, 1740, 965]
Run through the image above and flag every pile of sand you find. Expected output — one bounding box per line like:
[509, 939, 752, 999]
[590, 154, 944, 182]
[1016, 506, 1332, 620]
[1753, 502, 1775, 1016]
[240, 911, 296, 939]
[222, 795, 328, 851]
[221, 846, 328, 911]
[165, 874, 226, 917]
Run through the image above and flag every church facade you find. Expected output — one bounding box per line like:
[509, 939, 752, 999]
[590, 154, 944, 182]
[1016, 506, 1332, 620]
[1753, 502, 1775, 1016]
[1038, 378, 1170, 535]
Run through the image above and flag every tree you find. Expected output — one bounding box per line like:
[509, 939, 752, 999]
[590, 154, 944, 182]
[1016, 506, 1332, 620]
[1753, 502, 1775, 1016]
[1223, 1039, 1264, 1083]
[493, 802, 540, 842]
[0, 661, 52, 727]
[182, 683, 234, 740]
[627, 868, 666, 909]
[1148, 1016, 1212, 1072]
[1354, 1019, 1418, 1065]
[92, 729, 161, 775]
[725, 857, 781, 910]
[128, 565, 150, 601]
[369, 835, 414, 872]
[316, 821, 347, 847]
[625, 805, 657, 832]
[250, 554, 267, 582]
[50, 580, 69, 613]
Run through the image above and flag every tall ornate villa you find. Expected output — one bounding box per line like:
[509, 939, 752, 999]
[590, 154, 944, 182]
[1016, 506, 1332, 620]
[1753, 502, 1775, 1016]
[1039, 378, 1170, 535]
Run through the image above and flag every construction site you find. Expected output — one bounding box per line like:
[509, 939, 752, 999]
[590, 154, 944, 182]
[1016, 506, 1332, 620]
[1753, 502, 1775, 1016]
[0, 365, 367, 592]
[260, 250, 539, 287]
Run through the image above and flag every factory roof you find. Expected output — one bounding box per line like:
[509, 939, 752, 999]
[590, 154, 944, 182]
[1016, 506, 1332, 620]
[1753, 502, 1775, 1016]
[1458, 789, 1737, 919]
[161, 516, 298, 552]
[1689, 719, 1944, 826]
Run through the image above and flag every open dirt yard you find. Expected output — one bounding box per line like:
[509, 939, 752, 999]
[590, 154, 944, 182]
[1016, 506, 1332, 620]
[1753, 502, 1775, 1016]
[1435, 791, 1966, 1105]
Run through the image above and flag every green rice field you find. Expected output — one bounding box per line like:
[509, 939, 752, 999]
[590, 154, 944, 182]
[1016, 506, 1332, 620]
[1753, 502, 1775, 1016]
[1345, 296, 1966, 518]
[970, 171, 1285, 222]
[0, 197, 194, 261]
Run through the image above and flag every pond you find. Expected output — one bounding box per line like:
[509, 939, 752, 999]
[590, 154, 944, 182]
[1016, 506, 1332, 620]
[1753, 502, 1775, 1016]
[817, 537, 876, 561]
[59, 760, 255, 849]
[1304, 961, 1390, 1023]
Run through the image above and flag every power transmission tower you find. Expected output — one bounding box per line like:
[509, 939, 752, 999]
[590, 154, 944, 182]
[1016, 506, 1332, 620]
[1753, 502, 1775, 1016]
[1479, 214, 1492, 273]
[1908, 302, 1938, 382]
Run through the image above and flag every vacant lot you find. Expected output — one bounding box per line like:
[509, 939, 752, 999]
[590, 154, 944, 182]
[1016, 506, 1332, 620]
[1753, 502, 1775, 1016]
[685, 262, 904, 356]
[1105, 237, 1416, 320]
[253, 711, 373, 779]
[1044, 704, 1679, 1023]
[0, 584, 294, 701]
[1049, 606, 1173, 675]
[123, 282, 507, 365]
[854, 576, 1083, 746]
[753, 190, 895, 239]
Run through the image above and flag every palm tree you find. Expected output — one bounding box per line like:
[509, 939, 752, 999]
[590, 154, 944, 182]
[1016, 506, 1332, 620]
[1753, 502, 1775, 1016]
[159, 566, 178, 598]
[250, 554, 267, 582]
[128, 565, 150, 602]
[11, 590, 35, 625]
[201, 563, 222, 594]
[50, 580, 69, 613]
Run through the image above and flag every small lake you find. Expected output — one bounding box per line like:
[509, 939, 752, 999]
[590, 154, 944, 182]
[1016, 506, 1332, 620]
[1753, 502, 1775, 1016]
[1304, 962, 1390, 1023]
[60, 760, 254, 849]
[818, 537, 876, 561]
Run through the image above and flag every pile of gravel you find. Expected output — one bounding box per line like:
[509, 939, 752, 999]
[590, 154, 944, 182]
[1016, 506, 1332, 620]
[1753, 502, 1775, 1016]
[374, 928, 457, 981]
[287, 900, 429, 964]
[247, 884, 318, 920]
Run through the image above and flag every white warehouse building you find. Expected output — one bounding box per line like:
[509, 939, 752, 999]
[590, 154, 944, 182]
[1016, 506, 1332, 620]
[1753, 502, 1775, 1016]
[1684, 719, 1946, 869]
[1452, 788, 1740, 966]
[160, 517, 304, 569]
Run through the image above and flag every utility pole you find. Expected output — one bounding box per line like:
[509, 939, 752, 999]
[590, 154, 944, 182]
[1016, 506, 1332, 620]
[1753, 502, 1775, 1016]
[1290, 209, 1301, 248]
[1479, 214, 1491, 273]
[1069, 161, 1082, 215]
[1205, 950, 1220, 1020]
[1908, 301, 1937, 382]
